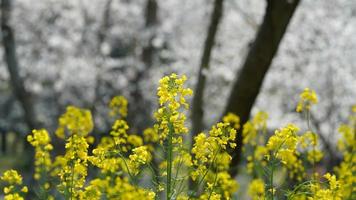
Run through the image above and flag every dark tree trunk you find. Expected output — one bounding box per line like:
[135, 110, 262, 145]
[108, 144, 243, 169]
[1, 0, 38, 130]
[1, 1, 37, 186]
[189, 0, 224, 192]
[128, 0, 158, 133]
[97, 0, 112, 52]
[191, 0, 224, 137]
[223, 0, 300, 177]
[91, 0, 113, 110]
[1, 128, 6, 154]
[141, 0, 158, 73]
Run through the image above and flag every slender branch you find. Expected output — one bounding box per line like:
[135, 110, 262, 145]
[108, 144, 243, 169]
[191, 0, 224, 136]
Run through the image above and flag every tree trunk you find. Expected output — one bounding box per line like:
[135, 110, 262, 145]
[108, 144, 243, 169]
[1, 0, 38, 130]
[191, 0, 224, 137]
[128, 0, 158, 133]
[0, 127, 6, 154]
[223, 0, 300, 177]
[1, 1, 37, 186]
[97, 0, 112, 52]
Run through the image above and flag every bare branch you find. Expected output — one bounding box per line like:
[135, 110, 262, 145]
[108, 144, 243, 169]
[191, 0, 224, 136]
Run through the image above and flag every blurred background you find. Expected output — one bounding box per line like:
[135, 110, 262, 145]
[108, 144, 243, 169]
[0, 0, 355, 189]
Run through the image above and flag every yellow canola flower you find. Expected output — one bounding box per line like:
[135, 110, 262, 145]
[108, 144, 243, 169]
[1, 170, 22, 185]
[128, 146, 152, 175]
[191, 122, 237, 177]
[191, 121, 238, 199]
[199, 192, 221, 200]
[27, 129, 52, 147]
[267, 124, 299, 153]
[110, 119, 129, 146]
[6, 74, 355, 200]
[154, 73, 192, 142]
[266, 124, 305, 180]
[127, 134, 143, 147]
[307, 173, 343, 200]
[334, 110, 356, 198]
[157, 73, 192, 108]
[109, 95, 128, 118]
[296, 88, 318, 112]
[4, 193, 24, 200]
[223, 113, 240, 130]
[55, 106, 93, 139]
[299, 131, 324, 164]
[143, 127, 159, 143]
[58, 134, 89, 198]
[90, 115, 146, 176]
[27, 129, 53, 180]
[248, 178, 265, 200]
[205, 171, 239, 198]
[242, 111, 268, 145]
[55, 106, 93, 198]
[80, 176, 156, 200]
[1, 170, 27, 200]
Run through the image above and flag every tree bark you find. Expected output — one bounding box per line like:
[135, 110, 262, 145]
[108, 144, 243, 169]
[0, 127, 6, 154]
[191, 0, 224, 136]
[97, 0, 112, 52]
[223, 0, 300, 177]
[1, 0, 38, 130]
[141, 0, 158, 71]
[128, 0, 158, 133]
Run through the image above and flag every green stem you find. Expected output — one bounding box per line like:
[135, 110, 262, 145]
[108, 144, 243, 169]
[270, 165, 274, 200]
[306, 110, 318, 196]
[166, 123, 174, 200]
[188, 147, 220, 199]
[268, 153, 275, 200]
[40, 162, 48, 200]
[207, 172, 218, 200]
[147, 162, 162, 199]
[69, 135, 74, 200]
[117, 148, 136, 184]
[70, 161, 74, 200]
[306, 111, 316, 179]
[171, 155, 184, 193]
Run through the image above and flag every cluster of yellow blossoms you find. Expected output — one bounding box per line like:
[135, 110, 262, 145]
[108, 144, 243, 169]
[296, 87, 318, 113]
[154, 74, 192, 142]
[128, 146, 152, 175]
[55, 106, 93, 199]
[333, 106, 356, 198]
[247, 178, 265, 200]
[0, 75, 355, 200]
[191, 121, 239, 199]
[27, 129, 53, 181]
[245, 88, 355, 200]
[27, 129, 53, 199]
[109, 95, 128, 118]
[1, 73, 237, 200]
[0, 170, 28, 200]
[266, 124, 304, 179]
[242, 111, 269, 175]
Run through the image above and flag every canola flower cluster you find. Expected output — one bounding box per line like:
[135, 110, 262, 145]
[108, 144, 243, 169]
[154, 74, 193, 143]
[296, 88, 318, 113]
[109, 96, 128, 118]
[246, 88, 355, 200]
[0, 170, 28, 200]
[191, 121, 238, 199]
[0, 74, 355, 200]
